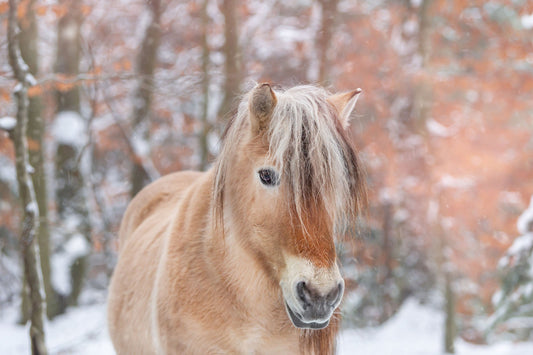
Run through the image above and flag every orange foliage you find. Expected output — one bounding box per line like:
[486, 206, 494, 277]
[27, 84, 42, 97]
[34, 4, 47, 16]
[0, 1, 8, 15]
[54, 75, 79, 92]
[333, 0, 533, 317]
[27, 137, 40, 151]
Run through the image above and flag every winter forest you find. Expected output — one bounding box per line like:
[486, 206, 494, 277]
[1, 0, 533, 353]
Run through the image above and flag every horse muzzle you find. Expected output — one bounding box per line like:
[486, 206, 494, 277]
[283, 279, 344, 330]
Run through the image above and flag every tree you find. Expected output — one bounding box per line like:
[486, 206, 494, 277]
[199, 0, 211, 171]
[488, 196, 533, 341]
[217, 0, 242, 120]
[54, 0, 91, 307]
[6, 0, 47, 352]
[316, 0, 339, 85]
[129, 0, 162, 197]
[18, 0, 61, 320]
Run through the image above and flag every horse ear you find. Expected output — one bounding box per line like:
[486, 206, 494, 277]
[249, 83, 277, 135]
[328, 88, 362, 129]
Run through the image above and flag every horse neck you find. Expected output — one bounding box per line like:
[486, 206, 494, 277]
[206, 214, 281, 313]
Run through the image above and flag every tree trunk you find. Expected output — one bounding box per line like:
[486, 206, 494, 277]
[199, 0, 211, 171]
[444, 271, 456, 353]
[217, 0, 242, 120]
[316, 0, 339, 85]
[55, 0, 82, 112]
[412, 0, 433, 133]
[19, 0, 61, 319]
[379, 202, 394, 322]
[129, 0, 162, 197]
[54, 0, 90, 307]
[7, 0, 48, 352]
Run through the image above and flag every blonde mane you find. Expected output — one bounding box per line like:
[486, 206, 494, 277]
[214, 85, 366, 232]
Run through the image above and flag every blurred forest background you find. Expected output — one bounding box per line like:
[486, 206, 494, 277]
[1, 0, 533, 353]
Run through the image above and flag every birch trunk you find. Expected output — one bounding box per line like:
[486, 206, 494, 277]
[19, 0, 61, 319]
[7, 0, 48, 352]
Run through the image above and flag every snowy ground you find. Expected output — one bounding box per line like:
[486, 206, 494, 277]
[1, 298, 532, 354]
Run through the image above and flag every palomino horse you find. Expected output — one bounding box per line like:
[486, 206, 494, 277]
[108, 84, 367, 354]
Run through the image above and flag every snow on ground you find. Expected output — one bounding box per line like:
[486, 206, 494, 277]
[0, 302, 112, 355]
[1, 298, 532, 354]
[339, 299, 533, 355]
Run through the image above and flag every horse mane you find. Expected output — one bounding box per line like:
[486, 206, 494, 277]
[214, 85, 367, 233]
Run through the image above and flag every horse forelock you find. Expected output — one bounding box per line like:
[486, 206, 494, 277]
[268, 86, 366, 231]
[213, 85, 367, 235]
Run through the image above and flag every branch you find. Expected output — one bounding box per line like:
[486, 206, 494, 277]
[102, 89, 160, 181]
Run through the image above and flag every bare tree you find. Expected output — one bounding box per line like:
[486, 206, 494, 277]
[19, 0, 61, 319]
[316, 0, 339, 85]
[217, 0, 242, 120]
[199, 0, 211, 170]
[6, 0, 48, 352]
[54, 0, 91, 307]
[444, 270, 456, 354]
[412, 0, 433, 133]
[411, 1, 456, 352]
[129, 0, 162, 197]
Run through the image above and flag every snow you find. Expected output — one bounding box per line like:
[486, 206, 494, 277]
[439, 174, 475, 190]
[64, 234, 91, 259]
[0, 303, 112, 355]
[1, 297, 533, 354]
[26, 163, 35, 174]
[52, 111, 88, 147]
[339, 299, 533, 355]
[25, 201, 38, 214]
[14, 83, 23, 93]
[517, 196, 533, 235]
[521, 13, 533, 30]
[52, 234, 91, 294]
[0, 116, 16, 131]
[131, 132, 150, 157]
[25, 73, 37, 86]
[426, 118, 458, 137]
[0, 155, 17, 191]
[507, 234, 533, 257]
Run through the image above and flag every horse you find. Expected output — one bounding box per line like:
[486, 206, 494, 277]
[107, 83, 367, 354]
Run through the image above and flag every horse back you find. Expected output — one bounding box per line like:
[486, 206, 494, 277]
[118, 170, 204, 249]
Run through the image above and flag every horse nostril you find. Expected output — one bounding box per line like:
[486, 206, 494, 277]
[327, 282, 343, 306]
[296, 281, 312, 309]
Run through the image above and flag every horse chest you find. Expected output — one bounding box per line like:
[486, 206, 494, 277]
[231, 325, 300, 355]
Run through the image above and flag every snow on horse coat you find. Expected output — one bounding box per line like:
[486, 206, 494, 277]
[107, 84, 367, 354]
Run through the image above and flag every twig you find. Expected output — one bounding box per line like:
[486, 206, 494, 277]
[102, 85, 160, 181]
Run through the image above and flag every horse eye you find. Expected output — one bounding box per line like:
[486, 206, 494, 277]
[258, 168, 279, 186]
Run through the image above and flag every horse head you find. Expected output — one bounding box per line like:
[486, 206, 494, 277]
[214, 83, 366, 330]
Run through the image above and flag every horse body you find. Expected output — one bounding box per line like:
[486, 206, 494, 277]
[108, 170, 302, 354]
[108, 84, 366, 354]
